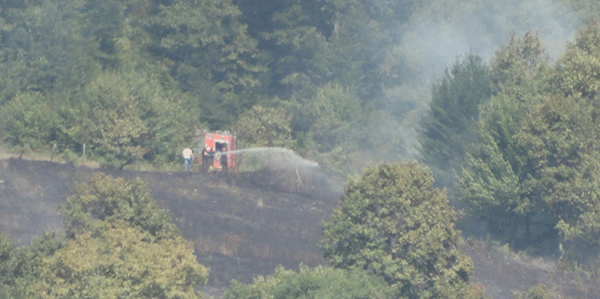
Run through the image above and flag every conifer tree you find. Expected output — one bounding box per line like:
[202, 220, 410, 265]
[420, 53, 491, 187]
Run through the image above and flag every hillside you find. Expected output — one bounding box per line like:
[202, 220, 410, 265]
[0, 157, 341, 297]
[0, 157, 595, 298]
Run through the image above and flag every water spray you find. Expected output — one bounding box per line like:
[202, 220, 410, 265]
[221, 147, 319, 168]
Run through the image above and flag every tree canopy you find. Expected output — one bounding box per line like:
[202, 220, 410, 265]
[320, 161, 473, 298]
[31, 221, 208, 299]
[5, 0, 600, 297]
[456, 24, 600, 264]
[420, 53, 491, 187]
[0, 0, 433, 174]
[60, 173, 181, 241]
[224, 265, 396, 299]
[0, 174, 209, 299]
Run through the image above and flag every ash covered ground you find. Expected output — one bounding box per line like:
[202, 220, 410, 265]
[0, 157, 592, 298]
[0, 157, 341, 297]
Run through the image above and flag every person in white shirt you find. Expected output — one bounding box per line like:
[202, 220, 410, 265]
[182, 148, 193, 171]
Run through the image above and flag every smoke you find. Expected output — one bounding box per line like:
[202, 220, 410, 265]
[385, 0, 581, 160]
[403, 0, 579, 74]
[225, 147, 319, 168]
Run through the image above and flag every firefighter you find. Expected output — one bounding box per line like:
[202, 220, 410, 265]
[208, 147, 216, 171]
[182, 147, 193, 172]
[220, 149, 228, 172]
[201, 146, 211, 172]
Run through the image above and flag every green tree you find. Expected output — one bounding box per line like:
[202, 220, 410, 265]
[31, 221, 208, 299]
[320, 161, 473, 299]
[77, 72, 148, 169]
[0, 234, 19, 298]
[536, 22, 600, 262]
[233, 104, 294, 148]
[0, 0, 99, 102]
[307, 83, 361, 153]
[0, 92, 58, 152]
[143, 0, 267, 128]
[0, 0, 103, 156]
[458, 32, 552, 249]
[258, 1, 331, 100]
[513, 93, 600, 259]
[0, 0, 197, 169]
[60, 173, 180, 241]
[290, 83, 362, 175]
[0, 233, 64, 298]
[256, 0, 417, 102]
[420, 53, 491, 187]
[249, 0, 433, 177]
[79, 0, 147, 70]
[42, 174, 209, 298]
[460, 23, 600, 262]
[514, 284, 560, 299]
[224, 265, 396, 299]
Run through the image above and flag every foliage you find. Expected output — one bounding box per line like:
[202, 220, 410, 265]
[514, 92, 600, 260]
[546, 21, 600, 263]
[3, 173, 208, 299]
[307, 83, 361, 152]
[298, 83, 363, 174]
[40, 174, 209, 298]
[0, 93, 57, 152]
[0, 233, 19, 298]
[0, 0, 198, 169]
[458, 32, 553, 250]
[489, 32, 550, 99]
[0, 0, 99, 102]
[420, 53, 491, 186]
[232, 0, 425, 176]
[143, 0, 268, 129]
[78, 72, 148, 168]
[259, 1, 331, 99]
[0, 0, 431, 174]
[321, 161, 473, 299]
[257, 0, 415, 102]
[234, 105, 294, 148]
[30, 221, 208, 299]
[60, 173, 180, 241]
[0, 233, 64, 298]
[458, 23, 600, 265]
[224, 265, 396, 299]
[514, 284, 560, 299]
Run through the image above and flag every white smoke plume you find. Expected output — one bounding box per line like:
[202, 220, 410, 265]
[387, 0, 581, 159]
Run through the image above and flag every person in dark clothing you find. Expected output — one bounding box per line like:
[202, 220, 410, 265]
[201, 146, 212, 172]
[220, 150, 228, 172]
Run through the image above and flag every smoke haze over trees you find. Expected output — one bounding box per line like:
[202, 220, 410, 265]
[0, 0, 584, 173]
[3, 0, 600, 298]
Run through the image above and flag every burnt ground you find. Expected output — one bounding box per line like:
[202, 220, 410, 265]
[0, 157, 341, 298]
[0, 157, 596, 298]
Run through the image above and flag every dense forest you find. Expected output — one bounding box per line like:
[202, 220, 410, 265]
[3, 0, 600, 298]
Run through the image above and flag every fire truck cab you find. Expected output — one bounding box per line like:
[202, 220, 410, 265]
[199, 131, 237, 172]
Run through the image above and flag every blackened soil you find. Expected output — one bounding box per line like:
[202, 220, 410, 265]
[0, 158, 341, 298]
[1, 158, 591, 299]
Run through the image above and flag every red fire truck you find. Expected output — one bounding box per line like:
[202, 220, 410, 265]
[199, 131, 237, 172]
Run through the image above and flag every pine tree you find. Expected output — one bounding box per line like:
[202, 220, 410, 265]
[420, 53, 491, 187]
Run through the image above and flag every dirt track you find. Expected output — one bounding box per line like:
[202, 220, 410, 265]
[0, 157, 341, 297]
